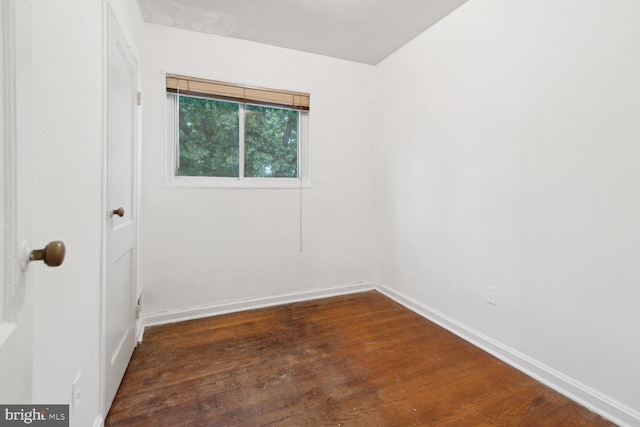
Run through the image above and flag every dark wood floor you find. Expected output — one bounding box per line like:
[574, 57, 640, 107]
[106, 291, 614, 426]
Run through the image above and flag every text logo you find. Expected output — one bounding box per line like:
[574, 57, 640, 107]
[0, 405, 68, 426]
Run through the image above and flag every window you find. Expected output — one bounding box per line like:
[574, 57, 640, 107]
[166, 74, 310, 188]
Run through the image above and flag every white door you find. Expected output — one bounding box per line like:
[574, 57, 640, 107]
[104, 6, 138, 412]
[0, 0, 36, 404]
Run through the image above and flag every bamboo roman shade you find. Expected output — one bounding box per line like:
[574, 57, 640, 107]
[166, 74, 310, 111]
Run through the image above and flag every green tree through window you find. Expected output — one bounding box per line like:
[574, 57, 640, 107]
[178, 97, 239, 177]
[177, 96, 299, 178]
[245, 105, 298, 178]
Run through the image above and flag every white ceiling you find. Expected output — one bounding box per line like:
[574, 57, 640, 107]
[137, 0, 469, 65]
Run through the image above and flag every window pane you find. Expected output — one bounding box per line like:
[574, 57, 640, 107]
[178, 96, 239, 177]
[244, 105, 298, 178]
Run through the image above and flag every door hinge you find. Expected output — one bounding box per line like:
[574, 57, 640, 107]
[137, 92, 141, 106]
[136, 296, 142, 319]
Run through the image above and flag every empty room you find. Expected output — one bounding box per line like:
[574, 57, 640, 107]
[1, 0, 638, 426]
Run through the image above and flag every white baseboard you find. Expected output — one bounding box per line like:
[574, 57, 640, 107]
[135, 318, 145, 343]
[141, 281, 376, 330]
[92, 414, 104, 427]
[376, 284, 640, 427]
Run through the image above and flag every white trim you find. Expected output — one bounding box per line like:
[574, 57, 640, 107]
[162, 177, 313, 190]
[98, 0, 108, 419]
[135, 315, 144, 343]
[0, 322, 15, 347]
[0, 0, 9, 327]
[1, 0, 18, 327]
[376, 283, 640, 427]
[141, 281, 376, 329]
[92, 414, 104, 427]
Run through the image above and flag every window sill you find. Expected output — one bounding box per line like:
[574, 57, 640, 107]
[164, 176, 312, 190]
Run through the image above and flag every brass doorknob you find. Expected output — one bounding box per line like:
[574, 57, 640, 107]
[111, 207, 125, 217]
[30, 240, 66, 267]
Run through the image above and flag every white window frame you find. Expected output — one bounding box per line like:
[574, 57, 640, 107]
[165, 93, 310, 189]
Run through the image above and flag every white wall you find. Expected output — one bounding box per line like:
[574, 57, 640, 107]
[28, 1, 143, 426]
[108, 0, 144, 60]
[139, 25, 377, 314]
[376, 0, 640, 423]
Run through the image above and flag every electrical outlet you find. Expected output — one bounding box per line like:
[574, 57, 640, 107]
[71, 373, 81, 415]
[486, 286, 497, 305]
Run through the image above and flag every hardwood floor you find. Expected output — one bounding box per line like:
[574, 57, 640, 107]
[106, 291, 614, 426]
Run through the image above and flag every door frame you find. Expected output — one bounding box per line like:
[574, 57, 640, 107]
[99, 0, 141, 418]
[0, 0, 36, 404]
[0, 0, 17, 341]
